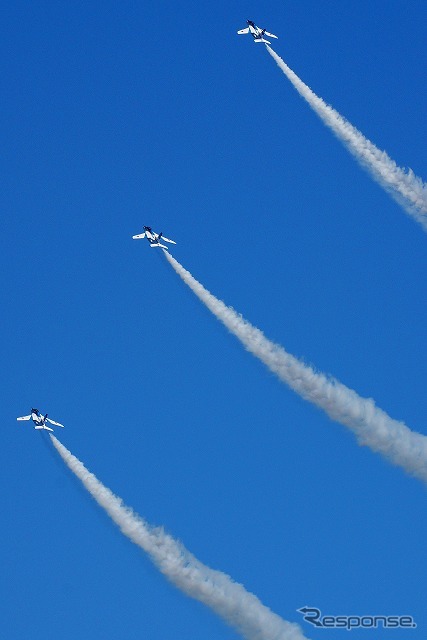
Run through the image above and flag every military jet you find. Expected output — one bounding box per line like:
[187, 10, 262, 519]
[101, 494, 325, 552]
[237, 20, 278, 45]
[17, 408, 64, 432]
[132, 226, 176, 250]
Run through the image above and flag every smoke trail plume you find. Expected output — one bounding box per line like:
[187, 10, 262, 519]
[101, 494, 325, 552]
[164, 251, 427, 483]
[266, 46, 427, 230]
[50, 435, 307, 640]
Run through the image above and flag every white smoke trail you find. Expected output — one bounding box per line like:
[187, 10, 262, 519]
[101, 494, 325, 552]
[50, 435, 307, 640]
[266, 46, 427, 230]
[164, 251, 427, 483]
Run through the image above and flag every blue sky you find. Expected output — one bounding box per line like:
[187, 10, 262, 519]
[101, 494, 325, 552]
[2, 1, 426, 638]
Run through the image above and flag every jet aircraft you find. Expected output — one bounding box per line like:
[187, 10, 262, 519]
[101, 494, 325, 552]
[17, 408, 65, 432]
[237, 20, 278, 44]
[132, 226, 176, 250]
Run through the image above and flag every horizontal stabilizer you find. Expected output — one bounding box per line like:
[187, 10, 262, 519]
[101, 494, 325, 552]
[150, 242, 168, 249]
[254, 38, 271, 44]
[35, 425, 54, 432]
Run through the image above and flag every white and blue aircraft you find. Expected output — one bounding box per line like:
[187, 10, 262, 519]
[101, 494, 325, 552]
[132, 226, 176, 250]
[237, 20, 278, 45]
[17, 408, 64, 432]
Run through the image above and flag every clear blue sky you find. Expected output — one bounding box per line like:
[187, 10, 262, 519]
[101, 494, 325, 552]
[2, 1, 426, 638]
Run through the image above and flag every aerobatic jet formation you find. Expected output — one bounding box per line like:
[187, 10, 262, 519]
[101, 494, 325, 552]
[132, 226, 176, 250]
[17, 408, 65, 432]
[237, 20, 278, 45]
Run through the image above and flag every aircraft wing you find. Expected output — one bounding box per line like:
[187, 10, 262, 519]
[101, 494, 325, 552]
[160, 236, 176, 244]
[132, 233, 146, 239]
[17, 415, 32, 421]
[264, 31, 278, 39]
[237, 27, 250, 34]
[46, 418, 65, 428]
